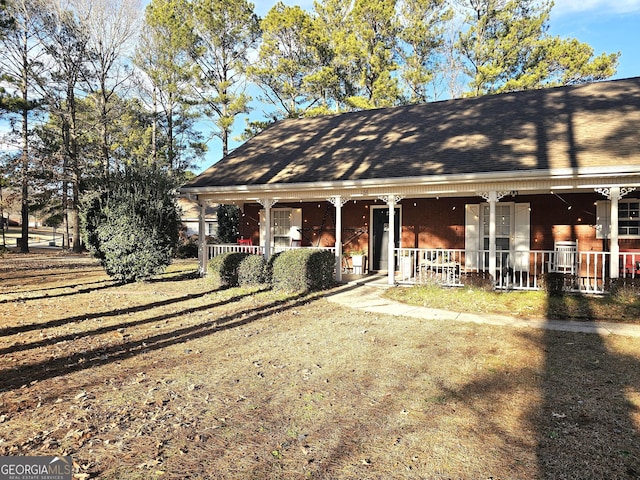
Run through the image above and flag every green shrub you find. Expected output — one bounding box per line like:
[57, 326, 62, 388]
[461, 271, 494, 291]
[539, 272, 578, 296]
[80, 165, 180, 283]
[207, 252, 248, 287]
[217, 204, 240, 243]
[176, 234, 199, 259]
[271, 249, 335, 292]
[238, 254, 267, 286]
[95, 206, 177, 283]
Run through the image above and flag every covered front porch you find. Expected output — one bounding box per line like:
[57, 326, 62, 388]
[191, 183, 640, 294]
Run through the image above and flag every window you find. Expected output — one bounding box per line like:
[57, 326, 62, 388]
[596, 200, 640, 238]
[465, 202, 530, 272]
[259, 208, 302, 248]
[482, 204, 512, 269]
[482, 204, 512, 250]
[619, 201, 640, 236]
[273, 210, 292, 247]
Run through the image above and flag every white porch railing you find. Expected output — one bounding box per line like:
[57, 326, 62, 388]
[208, 244, 264, 257]
[206, 244, 335, 260]
[204, 244, 639, 293]
[395, 248, 612, 293]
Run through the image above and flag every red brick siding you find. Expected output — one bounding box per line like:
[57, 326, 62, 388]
[238, 193, 640, 252]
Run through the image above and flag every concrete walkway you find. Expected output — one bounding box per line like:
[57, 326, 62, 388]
[325, 277, 640, 338]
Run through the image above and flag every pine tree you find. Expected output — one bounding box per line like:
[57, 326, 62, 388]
[191, 0, 260, 156]
[456, 0, 619, 96]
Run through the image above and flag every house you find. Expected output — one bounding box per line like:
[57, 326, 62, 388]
[178, 196, 218, 238]
[180, 77, 640, 292]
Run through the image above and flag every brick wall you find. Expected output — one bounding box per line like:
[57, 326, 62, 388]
[238, 193, 640, 252]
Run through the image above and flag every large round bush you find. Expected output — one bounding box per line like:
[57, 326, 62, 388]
[81, 165, 181, 283]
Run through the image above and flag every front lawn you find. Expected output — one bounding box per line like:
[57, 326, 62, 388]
[384, 283, 640, 323]
[1, 253, 639, 479]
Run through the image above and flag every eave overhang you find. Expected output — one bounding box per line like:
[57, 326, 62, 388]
[179, 165, 640, 203]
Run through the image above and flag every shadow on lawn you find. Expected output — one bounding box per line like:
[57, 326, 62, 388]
[0, 289, 311, 393]
[0, 277, 111, 296]
[0, 279, 116, 302]
[0, 286, 219, 337]
[0, 288, 265, 355]
[0, 267, 198, 304]
[537, 292, 640, 478]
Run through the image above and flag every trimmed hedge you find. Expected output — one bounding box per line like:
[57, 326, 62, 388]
[238, 254, 268, 286]
[208, 250, 335, 292]
[207, 252, 248, 287]
[271, 249, 335, 292]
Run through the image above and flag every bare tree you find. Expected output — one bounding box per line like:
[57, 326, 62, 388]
[74, 0, 142, 177]
[37, 0, 90, 251]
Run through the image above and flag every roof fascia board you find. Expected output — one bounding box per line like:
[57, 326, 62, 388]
[180, 166, 640, 201]
[190, 177, 640, 203]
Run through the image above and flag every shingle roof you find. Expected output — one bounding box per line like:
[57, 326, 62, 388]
[184, 77, 640, 189]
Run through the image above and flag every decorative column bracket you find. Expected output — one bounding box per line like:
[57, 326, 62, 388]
[378, 194, 404, 205]
[257, 198, 278, 208]
[327, 195, 349, 207]
[595, 187, 636, 200]
[478, 191, 513, 202]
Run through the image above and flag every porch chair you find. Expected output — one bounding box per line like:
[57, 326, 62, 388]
[549, 240, 579, 275]
[620, 249, 640, 277]
[238, 238, 253, 252]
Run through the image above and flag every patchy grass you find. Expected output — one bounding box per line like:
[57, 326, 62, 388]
[384, 283, 640, 323]
[0, 253, 639, 479]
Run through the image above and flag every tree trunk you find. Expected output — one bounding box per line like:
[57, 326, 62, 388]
[19, 32, 29, 254]
[152, 86, 157, 165]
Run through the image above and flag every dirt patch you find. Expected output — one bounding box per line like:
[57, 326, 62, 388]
[1, 253, 639, 479]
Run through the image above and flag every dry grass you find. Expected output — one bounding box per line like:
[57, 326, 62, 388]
[1, 253, 639, 479]
[384, 283, 640, 323]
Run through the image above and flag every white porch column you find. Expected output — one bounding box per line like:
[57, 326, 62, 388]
[480, 191, 510, 283]
[258, 198, 277, 259]
[596, 187, 636, 279]
[198, 198, 207, 276]
[379, 194, 403, 285]
[328, 195, 348, 282]
[488, 191, 497, 279]
[610, 187, 620, 279]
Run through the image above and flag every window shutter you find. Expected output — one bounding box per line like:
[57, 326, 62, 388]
[465, 204, 480, 270]
[596, 201, 610, 239]
[514, 203, 530, 271]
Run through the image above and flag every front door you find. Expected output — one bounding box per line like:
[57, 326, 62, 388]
[372, 207, 400, 271]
